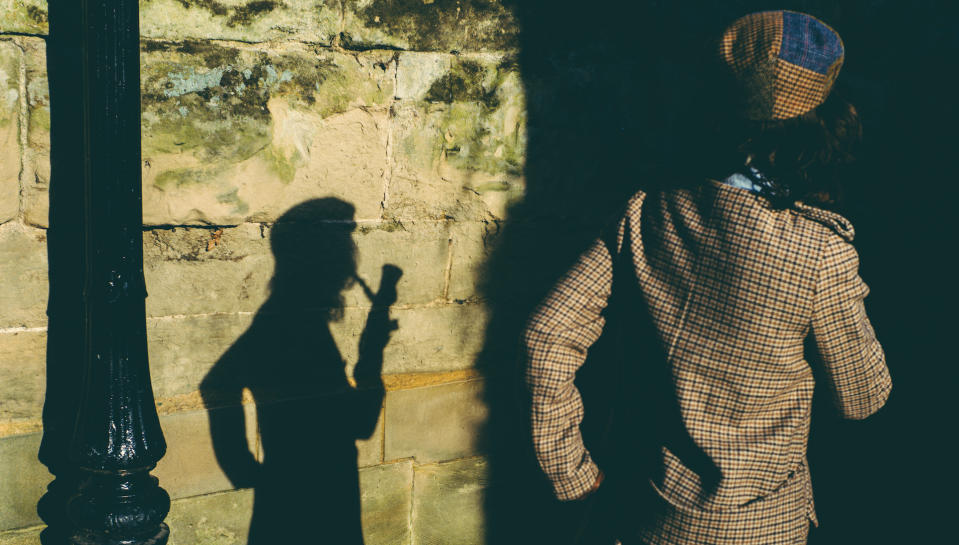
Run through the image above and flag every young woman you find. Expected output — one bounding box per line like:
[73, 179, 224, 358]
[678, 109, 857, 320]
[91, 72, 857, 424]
[524, 11, 891, 545]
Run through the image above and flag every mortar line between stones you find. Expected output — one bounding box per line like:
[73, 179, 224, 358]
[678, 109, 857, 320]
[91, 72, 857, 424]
[141, 218, 488, 230]
[337, 0, 347, 40]
[142, 299, 481, 322]
[443, 232, 454, 300]
[380, 400, 386, 464]
[407, 454, 486, 470]
[379, 54, 398, 216]
[15, 38, 27, 222]
[145, 36, 516, 57]
[408, 456, 417, 545]
[0, 325, 47, 334]
[0, 32, 46, 39]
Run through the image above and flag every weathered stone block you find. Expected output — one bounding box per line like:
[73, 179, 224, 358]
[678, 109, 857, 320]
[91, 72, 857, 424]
[469, 218, 606, 304]
[166, 488, 254, 545]
[140, 0, 339, 44]
[0, 223, 47, 329]
[148, 304, 485, 405]
[386, 55, 526, 221]
[357, 406, 384, 468]
[0, 329, 45, 423]
[144, 219, 450, 318]
[144, 224, 273, 317]
[359, 460, 413, 545]
[335, 302, 488, 375]
[148, 313, 254, 401]
[0, 0, 47, 35]
[160, 460, 412, 545]
[342, 0, 518, 52]
[412, 457, 488, 545]
[0, 433, 49, 531]
[448, 219, 496, 301]
[140, 41, 394, 225]
[19, 38, 48, 228]
[349, 220, 451, 307]
[0, 525, 42, 545]
[384, 379, 487, 462]
[0, 41, 20, 225]
[153, 405, 259, 501]
[395, 52, 452, 100]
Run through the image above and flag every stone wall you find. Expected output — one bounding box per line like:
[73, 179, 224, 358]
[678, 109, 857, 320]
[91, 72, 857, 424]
[0, 2, 521, 543]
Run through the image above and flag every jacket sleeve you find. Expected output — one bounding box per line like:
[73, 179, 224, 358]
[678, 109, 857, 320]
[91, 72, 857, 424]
[522, 218, 625, 501]
[810, 235, 892, 420]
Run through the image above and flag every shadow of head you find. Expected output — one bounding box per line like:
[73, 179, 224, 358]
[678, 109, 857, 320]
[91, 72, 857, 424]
[266, 197, 358, 316]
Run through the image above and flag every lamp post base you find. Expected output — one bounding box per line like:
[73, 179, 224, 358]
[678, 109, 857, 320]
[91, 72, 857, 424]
[68, 471, 170, 545]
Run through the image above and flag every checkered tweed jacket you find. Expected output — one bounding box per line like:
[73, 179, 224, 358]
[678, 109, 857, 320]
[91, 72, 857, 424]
[523, 181, 892, 544]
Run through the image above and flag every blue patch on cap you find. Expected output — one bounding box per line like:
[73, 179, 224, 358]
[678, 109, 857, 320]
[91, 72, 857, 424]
[779, 11, 843, 74]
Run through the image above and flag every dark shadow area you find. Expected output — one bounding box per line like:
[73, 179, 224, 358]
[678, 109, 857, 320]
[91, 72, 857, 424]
[200, 198, 400, 544]
[479, 1, 956, 544]
[37, 3, 85, 544]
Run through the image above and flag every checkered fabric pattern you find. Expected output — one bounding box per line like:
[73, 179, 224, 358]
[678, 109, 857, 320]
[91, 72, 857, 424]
[523, 181, 891, 544]
[719, 11, 845, 120]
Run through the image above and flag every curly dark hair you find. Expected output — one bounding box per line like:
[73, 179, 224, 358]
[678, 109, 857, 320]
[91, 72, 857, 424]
[730, 94, 862, 209]
[692, 67, 863, 210]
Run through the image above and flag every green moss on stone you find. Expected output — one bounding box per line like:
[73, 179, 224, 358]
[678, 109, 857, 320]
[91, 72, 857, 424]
[353, 0, 517, 51]
[140, 41, 392, 192]
[28, 105, 49, 133]
[357, 219, 406, 235]
[473, 180, 511, 193]
[0, 52, 18, 129]
[215, 187, 250, 215]
[412, 56, 526, 178]
[154, 167, 213, 189]
[166, 0, 280, 28]
[261, 145, 299, 184]
[25, 5, 47, 24]
[426, 60, 500, 109]
[0, 0, 49, 34]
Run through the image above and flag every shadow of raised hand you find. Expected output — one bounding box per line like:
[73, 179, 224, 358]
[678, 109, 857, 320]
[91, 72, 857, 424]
[352, 264, 402, 438]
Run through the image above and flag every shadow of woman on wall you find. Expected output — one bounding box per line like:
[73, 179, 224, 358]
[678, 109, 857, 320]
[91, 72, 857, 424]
[200, 198, 401, 544]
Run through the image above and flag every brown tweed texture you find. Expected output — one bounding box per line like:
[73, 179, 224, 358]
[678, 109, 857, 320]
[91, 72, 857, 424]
[524, 181, 891, 544]
[719, 11, 844, 120]
[772, 62, 833, 121]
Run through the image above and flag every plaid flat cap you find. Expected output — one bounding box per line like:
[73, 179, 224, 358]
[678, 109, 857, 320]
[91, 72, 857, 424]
[720, 10, 844, 120]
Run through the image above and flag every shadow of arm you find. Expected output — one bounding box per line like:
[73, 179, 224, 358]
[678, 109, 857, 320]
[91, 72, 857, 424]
[201, 345, 261, 489]
[351, 265, 402, 439]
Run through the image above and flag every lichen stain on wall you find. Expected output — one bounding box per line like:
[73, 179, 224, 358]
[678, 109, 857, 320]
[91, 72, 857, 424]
[388, 53, 526, 221]
[139, 40, 395, 224]
[348, 0, 517, 51]
[423, 57, 525, 179]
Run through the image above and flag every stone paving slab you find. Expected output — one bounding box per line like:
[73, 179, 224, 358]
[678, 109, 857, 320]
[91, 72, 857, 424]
[0, 525, 41, 545]
[154, 405, 259, 501]
[359, 460, 413, 545]
[0, 433, 49, 531]
[384, 379, 487, 463]
[412, 456, 488, 545]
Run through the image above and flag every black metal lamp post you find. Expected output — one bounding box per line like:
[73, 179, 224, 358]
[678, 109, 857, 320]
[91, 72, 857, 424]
[66, 0, 170, 543]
